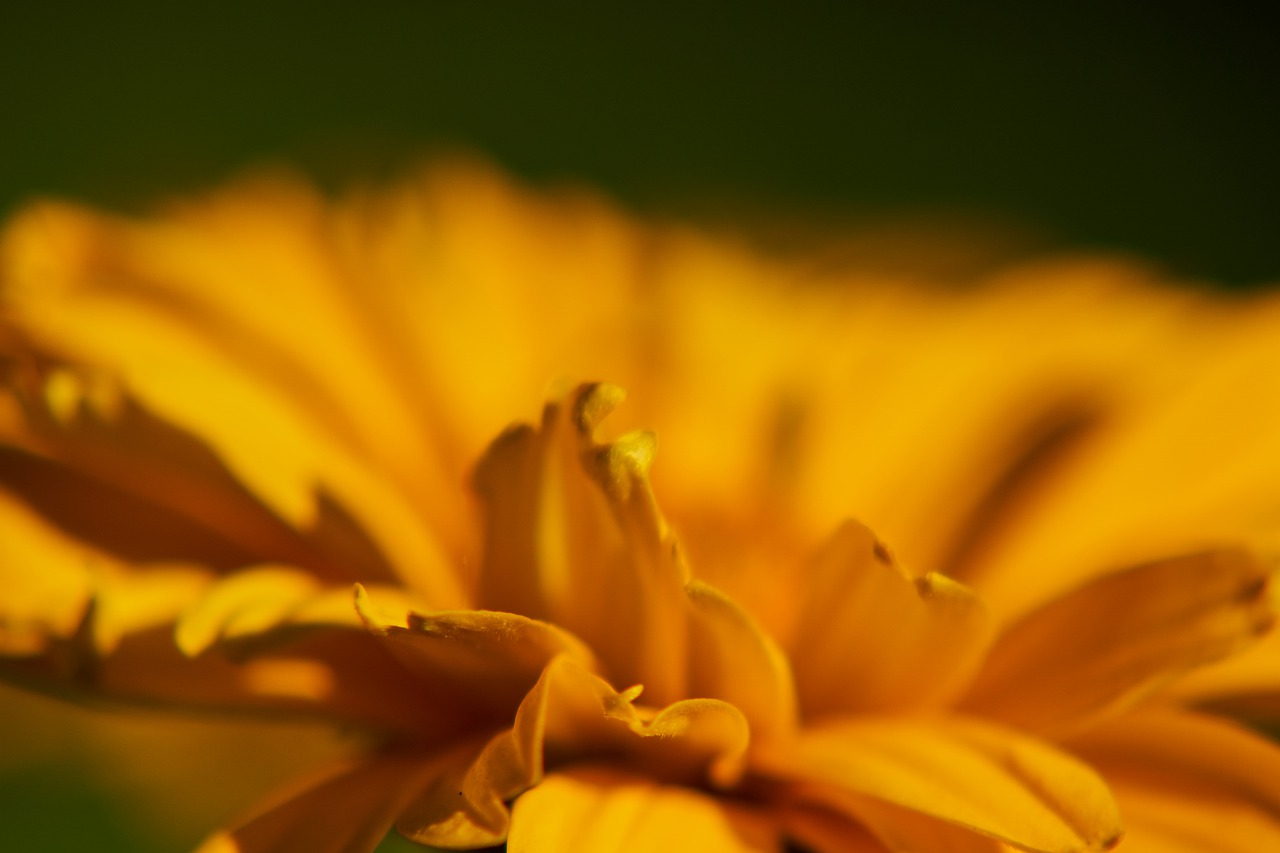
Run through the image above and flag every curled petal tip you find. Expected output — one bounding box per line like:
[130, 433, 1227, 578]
[589, 431, 657, 501]
[573, 382, 627, 434]
[352, 583, 389, 635]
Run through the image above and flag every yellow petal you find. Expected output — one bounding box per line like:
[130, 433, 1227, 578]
[176, 567, 425, 660]
[777, 804, 902, 853]
[97, 624, 456, 733]
[396, 658, 561, 847]
[472, 383, 689, 705]
[0, 485, 214, 680]
[91, 562, 212, 655]
[1, 202, 465, 606]
[355, 585, 600, 719]
[0, 353, 373, 580]
[965, 290, 1280, 622]
[336, 160, 646, 485]
[0, 486, 94, 655]
[397, 653, 754, 848]
[1066, 709, 1280, 853]
[507, 766, 778, 853]
[195, 752, 458, 853]
[1160, 577, 1280, 716]
[757, 716, 1122, 853]
[961, 548, 1275, 734]
[684, 579, 798, 743]
[534, 655, 750, 791]
[4, 576, 451, 733]
[788, 520, 994, 718]
[176, 566, 321, 657]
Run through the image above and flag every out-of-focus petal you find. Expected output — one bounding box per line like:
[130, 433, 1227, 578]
[776, 804, 898, 853]
[0, 486, 95, 655]
[961, 549, 1275, 734]
[107, 624, 464, 735]
[757, 716, 1122, 853]
[0, 200, 466, 607]
[1065, 709, 1280, 852]
[337, 162, 648, 477]
[507, 766, 778, 853]
[4, 562, 454, 734]
[964, 290, 1280, 620]
[1160, 577, 1280, 717]
[787, 520, 993, 718]
[1166, 642, 1280, 718]
[0, 349, 385, 580]
[176, 567, 424, 659]
[195, 751, 460, 853]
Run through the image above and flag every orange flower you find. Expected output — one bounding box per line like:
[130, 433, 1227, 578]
[1, 163, 1278, 852]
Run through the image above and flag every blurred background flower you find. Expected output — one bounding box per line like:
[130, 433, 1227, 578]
[1, 3, 1277, 852]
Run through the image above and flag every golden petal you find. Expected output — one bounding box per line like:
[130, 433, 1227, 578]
[960, 549, 1275, 734]
[756, 716, 1123, 853]
[506, 766, 779, 853]
[176, 568, 424, 660]
[684, 579, 799, 743]
[1159, 577, 1280, 717]
[787, 520, 994, 718]
[0, 351, 373, 579]
[472, 383, 689, 705]
[0, 486, 96, 656]
[3, 567, 451, 733]
[355, 585, 601, 719]
[531, 655, 752, 790]
[1065, 709, 1280, 852]
[195, 750, 467, 853]
[0, 201, 466, 607]
[777, 804, 903, 853]
[398, 653, 755, 847]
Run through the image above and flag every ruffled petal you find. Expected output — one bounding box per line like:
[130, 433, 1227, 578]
[533, 655, 751, 790]
[396, 654, 753, 847]
[1065, 709, 1280, 852]
[787, 520, 994, 718]
[507, 766, 778, 852]
[473, 383, 689, 705]
[961, 549, 1275, 734]
[355, 585, 600, 721]
[756, 716, 1122, 853]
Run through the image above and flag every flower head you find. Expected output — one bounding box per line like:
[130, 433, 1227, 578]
[1, 163, 1278, 852]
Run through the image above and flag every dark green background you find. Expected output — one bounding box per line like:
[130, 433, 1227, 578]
[1, 3, 1277, 851]
[2, 2, 1277, 284]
